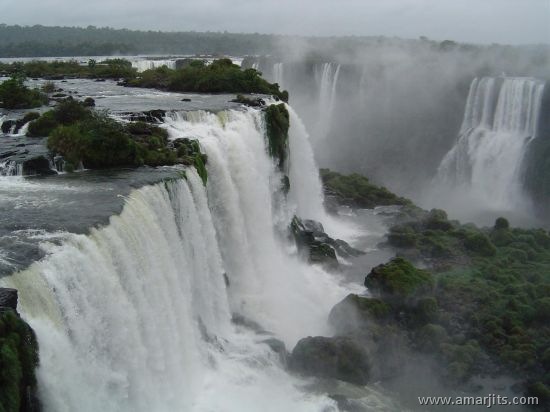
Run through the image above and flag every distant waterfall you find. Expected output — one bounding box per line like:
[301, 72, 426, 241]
[314, 63, 341, 141]
[2, 107, 352, 411]
[436, 77, 545, 210]
[131, 59, 176, 72]
[273, 63, 284, 89]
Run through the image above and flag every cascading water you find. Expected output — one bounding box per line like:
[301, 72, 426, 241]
[131, 59, 177, 72]
[433, 77, 545, 218]
[314, 63, 341, 142]
[1, 106, 359, 411]
[273, 63, 284, 89]
[0, 160, 22, 176]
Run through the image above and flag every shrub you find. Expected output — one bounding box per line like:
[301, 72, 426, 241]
[464, 232, 496, 256]
[27, 111, 58, 137]
[494, 217, 510, 230]
[0, 76, 47, 109]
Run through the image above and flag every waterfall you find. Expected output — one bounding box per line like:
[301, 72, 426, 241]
[314, 63, 341, 141]
[287, 106, 326, 221]
[1, 107, 356, 411]
[131, 59, 177, 72]
[273, 63, 284, 89]
[435, 77, 545, 212]
[0, 160, 23, 176]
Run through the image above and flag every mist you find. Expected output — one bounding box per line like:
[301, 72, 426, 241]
[248, 38, 550, 225]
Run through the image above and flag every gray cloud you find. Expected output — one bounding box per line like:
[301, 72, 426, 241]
[2, 0, 549, 44]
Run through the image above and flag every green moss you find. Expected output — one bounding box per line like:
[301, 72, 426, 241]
[0, 311, 39, 412]
[365, 257, 434, 302]
[193, 153, 208, 186]
[264, 104, 289, 168]
[349, 295, 392, 319]
[320, 169, 412, 209]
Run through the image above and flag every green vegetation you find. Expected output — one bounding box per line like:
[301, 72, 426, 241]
[127, 59, 288, 100]
[264, 104, 290, 168]
[320, 169, 412, 209]
[27, 99, 207, 178]
[0, 59, 137, 80]
[321, 170, 550, 402]
[0, 75, 47, 109]
[0, 311, 39, 412]
[385, 211, 550, 400]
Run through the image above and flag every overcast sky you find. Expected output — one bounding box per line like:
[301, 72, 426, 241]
[2, 0, 549, 44]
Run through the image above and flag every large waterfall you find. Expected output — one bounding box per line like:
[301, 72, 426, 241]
[1, 107, 355, 411]
[433, 77, 545, 219]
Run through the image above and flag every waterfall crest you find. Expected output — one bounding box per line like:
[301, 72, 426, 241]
[1, 107, 355, 411]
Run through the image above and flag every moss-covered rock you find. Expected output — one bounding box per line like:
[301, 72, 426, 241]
[290, 216, 339, 269]
[264, 103, 289, 169]
[0, 290, 40, 412]
[290, 336, 371, 385]
[320, 169, 413, 209]
[365, 257, 434, 303]
[329, 294, 392, 334]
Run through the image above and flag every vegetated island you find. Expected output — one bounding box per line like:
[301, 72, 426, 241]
[0, 58, 288, 101]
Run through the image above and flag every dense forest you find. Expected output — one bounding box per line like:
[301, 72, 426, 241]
[1, 24, 549, 59]
[0, 24, 278, 57]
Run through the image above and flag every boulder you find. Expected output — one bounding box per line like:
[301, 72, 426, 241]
[365, 257, 434, 304]
[1, 119, 15, 134]
[289, 336, 371, 385]
[126, 109, 166, 123]
[22, 156, 57, 176]
[83, 97, 96, 107]
[290, 216, 363, 269]
[329, 294, 391, 334]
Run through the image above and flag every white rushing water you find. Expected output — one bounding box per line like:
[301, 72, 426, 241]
[131, 59, 177, 72]
[314, 63, 341, 142]
[273, 63, 284, 89]
[432, 77, 545, 220]
[1, 107, 361, 411]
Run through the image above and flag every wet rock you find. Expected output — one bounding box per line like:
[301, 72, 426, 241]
[231, 313, 269, 334]
[0, 288, 18, 311]
[262, 338, 289, 366]
[291, 216, 363, 269]
[290, 336, 371, 385]
[329, 294, 391, 334]
[126, 109, 166, 123]
[231, 94, 266, 107]
[181, 98, 192, 102]
[22, 155, 56, 176]
[83, 97, 95, 107]
[1, 119, 16, 134]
